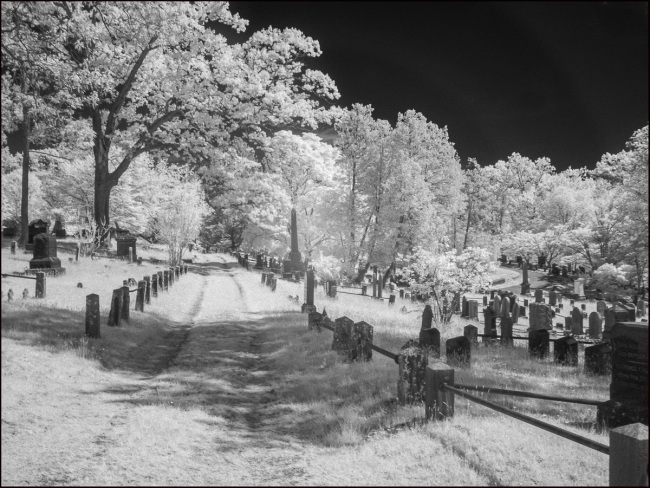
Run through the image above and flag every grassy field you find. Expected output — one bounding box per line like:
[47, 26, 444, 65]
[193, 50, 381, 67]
[1, 249, 611, 485]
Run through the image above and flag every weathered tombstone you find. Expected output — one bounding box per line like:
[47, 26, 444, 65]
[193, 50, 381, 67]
[462, 296, 469, 317]
[308, 311, 323, 332]
[332, 317, 354, 353]
[521, 261, 530, 295]
[168, 267, 174, 287]
[302, 269, 316, 313]
[184, 264, 188, 275]
[574, 278, 586, 299]
[493, 295, 501, 320]
[529, 303, 553, 330]
[554, 335, 578, 366]
[29, 233, 62, 270]
[571, 307, 584, 335]
[534, 289, 543, 303]
[398, 288, 404, 299]
[548, 291, 557, 306]
[10, 240, 16, 255]
[511, 301, 520, 324]
[116, 235, 137, 261]
[372, 265, 378, 298]
[500, 316, 514, 346]
[388, 294, 396, 306]
[351, 321, 373, 362]
[377, 274, 383, 299]
[589, 312, 602, 339]
[454, 291, 461, 312]
[597, 323, 649, 430]
[135, 280, 145, 312]
[637, 299, 646, 317]
[482, 295, 488, 306]
[529, 329, 549, 358]
[581, 303, 586, 311]
[26, 219, 49, 251]
[500, 296, 510, 318]
[108, 289, 122, 327]
[163, 270, 169, 291]
[597, 300, 606, 316]
[261, 273, 267, 284]
[397, 339, 428, 405]
[85, 293, 100, 338]
[464, 324, 478, 344]
[271, 277, 277, 292]
[419, 323, 441, 358]
[585, 342, 612, 375]
[151, 274, 158, 298]
[446, 336, 471, 367]
[175, 266, 180, 280]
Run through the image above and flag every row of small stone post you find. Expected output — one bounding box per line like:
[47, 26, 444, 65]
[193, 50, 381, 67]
[86, 263, 188, 338]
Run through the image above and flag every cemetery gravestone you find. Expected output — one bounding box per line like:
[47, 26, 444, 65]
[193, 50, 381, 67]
[500, 296, 510, 318]
[29, 233, 63, 271]
[589, 312, 602, 339]
[597, 323, 649, 429]
[571, 307, 584, 335]
[332, 317, 354, 354]
[351, 321, 373, 362]
[116, 235, 137, 261]
[554, 336, 578, 366]
[108, 289, 122, 327]
[529, 303, 553, 330]
[549, 291, 557, 306]
[446, 336, 471, 367]
[493, 295, 501, 320]
[85, 294, 100, 338]
[597, 300, 606, 316]
[26, 219, 49, 251]
[521, 261, 530, 295]
[500, 316, 514, 346]
[585, 342, 612, 376]
[512, 301, 520, 324]
[308, 311, 323, 332]
[574, 278, 586, 299]
[535, 289, 544, 303]
[464, 324, 478, 344]
[529, 329, 550, 359]
[397, 339, 428, 405]
[151, 275, 158, 298]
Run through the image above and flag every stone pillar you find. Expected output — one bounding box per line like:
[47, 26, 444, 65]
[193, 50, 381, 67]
[289, 208, 302, 273]
[425, 363, 455, 421]
[151, 274, 158, 298]
[521, 261, 530, 295]
[10, 241, 16, 254]
[128, 247, 133, 263]
[121, 286, 130, 323]
[609, 423, 648, 487]
[75, 244, 80, 262]
[169, 267, 174, 287]
[262, 273, 267, 284]
[397, 340, 428, 405]
[85, 293, 100, 338]
[500, 316, 513, 346]
[163, 270, 169, 291]
[571, 307, 584, 335]
[303, 269, 315, 313]
[35, 272, 46, 298]
[157, 271, 163, 292]
[135, 280, 145, 312]
[108, 289, 122, 327]
[372, 265, 378, 298]
[144, 276, 151, 304]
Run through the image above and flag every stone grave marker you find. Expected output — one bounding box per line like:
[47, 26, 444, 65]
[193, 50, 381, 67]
[332, 316, 354, 354]
[446, 336, 471, 367]
[529, 303, 553, 330]
[597, 323, 648, 429]
[493, 295, 501, 320]
[512, 302, 520, 324]
[85, 294, 100, 338]
[589, 311, 602, 339]
[549, 291, 557, 306]
[554, 335, 578, 366]
[29, 233, 63, 272]
[574, 278, 586, 299]
[585, 342, 612, 375]
[571, 307, 584, 335]
[500, 296, 510, 318]
[351, 321, 373, 362]
[597, 300, 606, 315]
[529, 329, 549, 358]
[397, 339, 428, 405]
[500, 316, 513, 346]
[464, 324, 478, 344]
[535, 289, 544, 303]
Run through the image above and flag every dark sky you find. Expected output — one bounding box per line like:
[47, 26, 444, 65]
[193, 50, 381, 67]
[222, 1, 648, 170]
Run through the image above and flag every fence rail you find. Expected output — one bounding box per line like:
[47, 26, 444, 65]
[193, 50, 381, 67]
[441, 383, 610, 455]
[1, 273, 37, 280]
[452, 383, 603, 406]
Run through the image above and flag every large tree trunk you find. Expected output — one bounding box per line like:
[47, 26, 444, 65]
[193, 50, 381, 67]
[20, 104, 30, 248]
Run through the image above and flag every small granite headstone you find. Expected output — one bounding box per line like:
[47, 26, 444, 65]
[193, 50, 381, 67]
[446, 336, 471, 367]
[585, 342, 612, 375]
[554, 335, 578, 366]
[529, 329, 549, 358]
[589, 311, 602, 339]
[571, 307, 584, 335]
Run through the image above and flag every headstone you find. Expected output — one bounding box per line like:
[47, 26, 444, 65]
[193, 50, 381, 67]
[10, 241, 16, 254]
[529, 329, 549, 358]
[308, 311, 323, 332]
[574, 278, 586, 299]
[29, 233, 62, 270]
[120, 286, 130, 323]
[597, 300, 606, 315]
[397, 339, 428, 405]
[461, 296, 469, 317]
[332, 316, 354, 354]
[351, 321, 373, 362]
[564, 315, 573, 331]
[446, 336, 471, 367]
[399, 288, 404, 299]
[512, 301, 520, 324]
[554, 335, 578, 366]
[26, 219, 49, 250]
[500, 296, 510, 318]
[549, 291, 557, 306]
[535, 289, 544, 303]
[116, 235, 137, 261]
[493, 295, 501, 320]
[562, 266, 568, 277]
[637, 300, 646, 317]
[500, 316, 513, 346]
[372, 266, 378, 298]
[169, 267, 174, 287]
[589, 312, 602, 339]
[35, 272, 45, 298]
[524, 298, 529, 307]
[519, 305, 526, 317]
[271, 278, 277, 292]
[289, 208, 302, 273]
[585, 342, 612, 375]
[597, 323, 649, 429]
[608, 423, 649, 487]
[464, 324, 478, 344]
[571, 307, 584, 335]
[261, 273, 267, 284]
[529, 303, 553, 330]
[389, 294, 396, 306]
[85, 293, 100, 338]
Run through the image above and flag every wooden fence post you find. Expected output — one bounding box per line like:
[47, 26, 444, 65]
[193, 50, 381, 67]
[121, 286, 130, 323]
[135, 280, 145, 312]
[609, 423, 648, 486]
[143, 276, 151, 304]
[35, 272, 46, 299]
[425, 363, 455, 420]
[85, 294, 100, 338]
